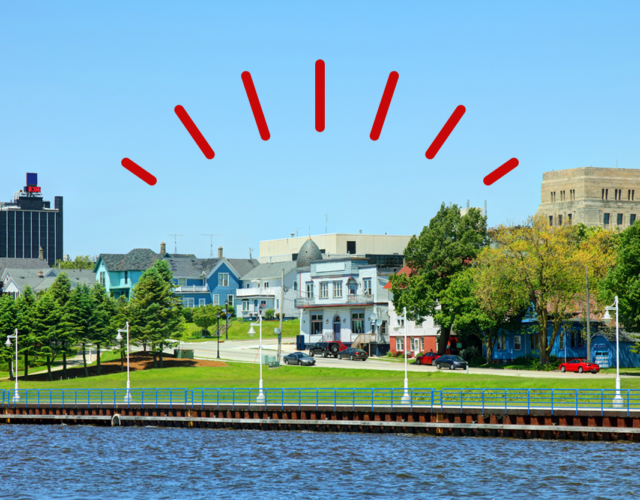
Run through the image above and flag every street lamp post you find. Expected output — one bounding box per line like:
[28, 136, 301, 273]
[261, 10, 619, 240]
[603, 296, 623, 408]
[247, 306, 265, 404]
[394, 307, 411, 405]
[5, 328, 20, 402]
[216, 311, 221, 359]
[115, 322, 132, 403]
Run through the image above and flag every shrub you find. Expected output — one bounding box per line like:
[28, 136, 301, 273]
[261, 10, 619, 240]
[264, 309, 275, 320]
[182, 307, 194, 323]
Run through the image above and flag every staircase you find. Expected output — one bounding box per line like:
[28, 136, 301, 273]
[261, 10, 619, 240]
[351, 334, 375, 349]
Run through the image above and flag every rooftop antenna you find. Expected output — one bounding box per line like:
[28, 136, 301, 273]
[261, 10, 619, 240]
[169, 234, 183, 254]
[294, 227, 300, 237]
[249, 247, 254, 259]
[201, 234, 220, 258]
[484, 200, 488, 219]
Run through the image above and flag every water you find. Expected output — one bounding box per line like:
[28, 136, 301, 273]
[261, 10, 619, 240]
[0, 426, 637, 500]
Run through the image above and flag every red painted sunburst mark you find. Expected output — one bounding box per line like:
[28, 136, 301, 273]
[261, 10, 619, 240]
[174, 105, 215, 159]
[241, 71, 271, 140]
[484, 158, 519, 185]
[370, 71, 399, 141]
[121, 158, 157, 186]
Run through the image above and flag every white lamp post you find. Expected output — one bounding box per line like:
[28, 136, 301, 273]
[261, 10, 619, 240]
[5, 328, 20, 402]
[603, 296, 623, 408]
[115, 322, 132, 403]
[394, 307, 411, 404]
[248, 306, 265, 404]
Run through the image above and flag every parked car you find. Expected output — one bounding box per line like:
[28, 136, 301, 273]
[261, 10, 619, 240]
[559, 358, 600, 374]
[435, 355, 468, 370]
[337, 347, 369, 361]
[415, 352, 440, 366]
[283, 352, 316, 366]
[308, 341, 348, 358]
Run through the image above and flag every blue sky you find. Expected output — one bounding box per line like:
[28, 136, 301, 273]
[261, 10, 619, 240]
[2, 1, 639, 259]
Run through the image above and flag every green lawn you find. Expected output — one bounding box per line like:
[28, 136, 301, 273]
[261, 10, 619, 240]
[184, 318, 300, 342]
[2, 362, 639, 391]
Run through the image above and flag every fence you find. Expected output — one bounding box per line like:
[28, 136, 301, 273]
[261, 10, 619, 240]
[1, 387, 639, 416]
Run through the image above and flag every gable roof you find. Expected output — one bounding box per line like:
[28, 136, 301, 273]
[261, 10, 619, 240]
[241, 261, 297, 281]
[165, 257, 260, 279]
[383, 265, 413, 289]
[96, 249, 162, 272]
[0, 258, 50, 273]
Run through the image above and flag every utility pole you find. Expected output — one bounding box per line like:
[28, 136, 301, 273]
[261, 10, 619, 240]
[202, 234, 220, 258]
[278, 267, 284, 364]
[169, 234, 183, 254]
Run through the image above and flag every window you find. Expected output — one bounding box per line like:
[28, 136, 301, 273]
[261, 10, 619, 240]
[549, 216, 553, 226]
[227, 295, 234, 306]
[530, 334, 538, 350]
[333, 280, 342, 298]
[604, 213, 610, 225]
[568, 213, 572, 224]
[311, 314, 323, 335]
[420, 337, 425, 351]
[218, 273, 229, 287]
[363, 278, 372, 295]
[177, 278, 186, 287]
[617, 213, 623, 225]
[615, 189, 620, 200]
[99, 271, 105, 286]
[514, 335, 521, 351]
[246, 284, 250, 288]
[124, 271, 128, 284]
[183, 298, 194, 308]
[631, 214, 637, 225]
[242, 300, 249, 311]
[263, 281, 269, 288]
[396, 337, 403, 352]
[320, 282, 329, 298]
[352, 311, 365, 334]
[260, 300, 267, 308]
[497, 336, 506, 350]
[550, 192, 556, 202]
[293, 281, 298, 291]
[306, 282, 314, 298]
[198, 299, 206, 307]
[570, 189, 576, 201]
[346, 241, 356, 254]
[213, 294, 220, 306]
[602, 188, 608, 200]
[558, 215, 563, 226]
[560, 190, 565, 201]
[413, 338, 420, 352]
[276, 299, 279, 309]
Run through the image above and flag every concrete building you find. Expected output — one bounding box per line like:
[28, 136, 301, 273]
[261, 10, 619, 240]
[536, 167, 640, 228]
[258, 233, 410, 264]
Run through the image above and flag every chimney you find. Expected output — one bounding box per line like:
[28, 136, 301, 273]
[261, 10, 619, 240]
[38, 270, 44, 278]
[218, 246, 223, 259]
[39, 246, 44, 260]
[161, 242, 166, 254]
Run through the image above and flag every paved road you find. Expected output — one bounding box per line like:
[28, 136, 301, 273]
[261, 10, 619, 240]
[176, 338, 625, 380]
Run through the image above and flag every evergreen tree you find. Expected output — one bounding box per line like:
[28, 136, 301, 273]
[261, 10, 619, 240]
[91, 284, 116, 375]
[61, 284, 94, 377]
[48, 273, 74, 376]
[0, 295, 18, 380]
[32, 292, 63, 380]
[15, 286, 37, 380]
[110, 295, 130, 372]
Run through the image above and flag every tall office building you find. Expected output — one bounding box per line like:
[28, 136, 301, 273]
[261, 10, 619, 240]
[0, 173, 63, 266]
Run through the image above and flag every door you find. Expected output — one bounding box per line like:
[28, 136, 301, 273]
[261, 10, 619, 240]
[333, 316, 341, 341]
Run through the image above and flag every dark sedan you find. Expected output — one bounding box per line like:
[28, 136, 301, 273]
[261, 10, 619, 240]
[284, 352, 316, 366]
[337, 347, 369, 361]
[435, 355, 467, 370]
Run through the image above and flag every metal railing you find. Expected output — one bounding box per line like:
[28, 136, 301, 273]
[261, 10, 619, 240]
[1, 387, 639, 415]
[296, 294, 375, 307]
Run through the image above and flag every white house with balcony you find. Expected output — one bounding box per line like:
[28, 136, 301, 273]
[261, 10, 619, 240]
[237, 261, 298, 319]
[296, 255, 391, 346]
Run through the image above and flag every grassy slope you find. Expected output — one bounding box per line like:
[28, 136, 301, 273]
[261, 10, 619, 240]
[184, 319, 300, 342]
[2, 362, 640, 391]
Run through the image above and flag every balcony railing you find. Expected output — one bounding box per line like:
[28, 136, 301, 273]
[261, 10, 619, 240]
[296, 293, 375, 308]
[236, 287, 280, 298]
[175, 285, 209, 293]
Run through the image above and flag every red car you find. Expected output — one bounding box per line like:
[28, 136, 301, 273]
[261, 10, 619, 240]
[559, 358, 600, 374]
[415, 352, 441, 366]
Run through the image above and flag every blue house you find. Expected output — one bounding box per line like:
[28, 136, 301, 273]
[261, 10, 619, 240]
[484, 320, 640, 368]
[94, 244, 258, 306]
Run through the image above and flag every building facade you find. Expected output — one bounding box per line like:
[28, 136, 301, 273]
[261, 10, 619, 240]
[237, 261, 298, 319]
[0, 173, 63, 266]
[296, 251, 391, 346]
[536, 167, 640, 228]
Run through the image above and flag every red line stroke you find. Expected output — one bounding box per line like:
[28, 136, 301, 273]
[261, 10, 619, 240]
[483, 158, 519, 185]
[425, 105, 466, 159]
[370, 71, 399, 141]
[316, 59, 325, 132]
[174, 105, 215, 159]
[121, 158, 157, 186]
[241, 71, 270, 140]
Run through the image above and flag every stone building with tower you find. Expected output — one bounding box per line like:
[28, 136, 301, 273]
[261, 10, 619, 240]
[536, 167, 640, 229]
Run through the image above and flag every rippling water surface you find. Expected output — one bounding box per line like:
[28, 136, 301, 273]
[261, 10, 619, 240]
[0, 425, 637, 499]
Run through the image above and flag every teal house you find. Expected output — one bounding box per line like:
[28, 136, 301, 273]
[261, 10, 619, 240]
[93, 248, 167, 299]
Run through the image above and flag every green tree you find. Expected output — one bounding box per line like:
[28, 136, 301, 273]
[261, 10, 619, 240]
[389, 204, 488, 353]
[0, 295, 18, 380]
[193, 305, 218, 337]
[54, 255, 95, 270]
[61, 284, 95, 377]
[15, 286, 37, 380]
[32, 292, 63, 380]
[91, 284, 116, 375]
[110, 295, 130, 371]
